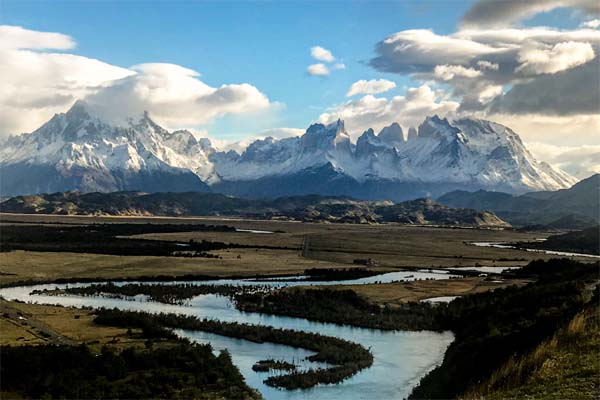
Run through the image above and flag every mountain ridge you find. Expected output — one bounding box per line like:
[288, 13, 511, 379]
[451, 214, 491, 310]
[437, 174, 600, 228]
[0, 101, 576, 199]
[0, 191, 510, 228]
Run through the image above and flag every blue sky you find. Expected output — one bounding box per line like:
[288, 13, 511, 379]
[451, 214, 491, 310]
[2, 1, 464, 137]
[1, 0, 598, 179]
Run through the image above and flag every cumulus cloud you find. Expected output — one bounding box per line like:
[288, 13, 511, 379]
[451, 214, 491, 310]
[307, 63, 330, 76]
[526, 142, 600, 179]
[581, 18, 600, 29]
[0, 26, 134, 136]
[311, 46, 335, 62]
[331, 2, 599, 177]
[461, 0, 600, 28]
[515, 41, 595, 75]
[477, 60, 499, 70]
[319, 84, 459, 136]
[370, 29, 500, 74]
[346, 79, 396, 97]
[307, 46, 344, 77]
[0, 25, 75, 50]
[369, 27, 600, 115]
[85, 63, 271, 129]
[0, 25, 274, 137]
[490, 113, 600, 147]
[433, 64, 482, 80]
[211, 127, 304, 154]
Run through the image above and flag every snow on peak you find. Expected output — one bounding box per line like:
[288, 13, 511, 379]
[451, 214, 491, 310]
[0, 108, 576, 194]
[378, 122, 404, 146]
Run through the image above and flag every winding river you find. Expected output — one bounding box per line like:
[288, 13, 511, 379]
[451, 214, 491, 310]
[0, 271, 455, 400]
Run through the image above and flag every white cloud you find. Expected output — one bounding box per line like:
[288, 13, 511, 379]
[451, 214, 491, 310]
[0, 27, 134, 135]
[355, 2, 600, 176]
[526, 141, 600, 179]
[581, 19, 600, 29]
[0, 25, 75, 50]
[0, 25, 274, 137]
[433, 64, 482, 80]
[319, 84, 459, 136]
[515, 41, 595, 75]
[308, 46, 345, 77]
[311, 46, 335, 62]
[209, 127, 304, 154]
[346, 79, 396, 97]
[85, 63, 271, 130]
[369, 27, 600, 115]
[454, 27, 600, 46]
[490, 113, 600, 147]
[307, 63, 330, 76]
[477, 60, 499, 70]
[371, 29, 501, 73]
[478, 84, 503, 103]
[258, 127, 304, 139]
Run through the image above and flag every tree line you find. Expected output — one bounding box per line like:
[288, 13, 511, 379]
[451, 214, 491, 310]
[93, 308, 373, 390]
[0, 342, 258, 399]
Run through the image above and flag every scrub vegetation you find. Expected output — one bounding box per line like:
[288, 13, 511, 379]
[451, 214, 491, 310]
[93, 308, 374, 390]
[0, 343, 258, 399]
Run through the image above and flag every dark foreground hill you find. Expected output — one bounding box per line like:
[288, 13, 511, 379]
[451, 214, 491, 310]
[0, 191, 510, 228]
[438, 174, 599, 228]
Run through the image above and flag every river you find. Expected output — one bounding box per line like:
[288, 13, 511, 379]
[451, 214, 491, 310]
[0, 271, 455, 400]
[471, 241, 600, 259]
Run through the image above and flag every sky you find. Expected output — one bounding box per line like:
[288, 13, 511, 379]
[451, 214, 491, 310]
[0, 0, 599, 178]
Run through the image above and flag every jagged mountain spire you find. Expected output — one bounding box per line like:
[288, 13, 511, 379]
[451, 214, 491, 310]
[0, 106, 576, 198]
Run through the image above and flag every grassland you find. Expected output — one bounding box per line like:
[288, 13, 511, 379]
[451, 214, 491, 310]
[320, 277, 531, 306]
[0, 299, 155, 352]
[462, 305, 600, 400]
[3, 212, 582, 287]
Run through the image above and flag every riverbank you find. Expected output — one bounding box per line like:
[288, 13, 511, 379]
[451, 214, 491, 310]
[94, 308, 373, 390]
[410, 259, 599, 399]
[0, 300, 260, 400]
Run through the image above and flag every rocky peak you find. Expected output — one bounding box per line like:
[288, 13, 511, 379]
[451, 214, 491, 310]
[301, 119, 351, 155]
[407, 127, 418, 141]
[378, 122, 404, 146]
[418, 115, 465, 144]
[356, 128, 387, 158]
[65, 100, 91, 122]
[306, 119, 346, 138]
[132, 111, 169, 137]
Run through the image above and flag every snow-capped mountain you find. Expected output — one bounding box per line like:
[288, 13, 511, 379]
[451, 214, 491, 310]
[0, 101, 576, 199]
[0, 101, 212, 195]
[211, 115, 575, 198]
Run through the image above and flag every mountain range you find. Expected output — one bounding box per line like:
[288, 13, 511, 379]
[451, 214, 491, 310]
[0, 101, 576, 200]
[438, 173, 600, 228]
[0, 191, 509, 228]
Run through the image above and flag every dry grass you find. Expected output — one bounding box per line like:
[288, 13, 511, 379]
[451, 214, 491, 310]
[116, 217, 577, 268]
[462, 306, 600, 400]
[1, 212, 588, 287]
[0, 300, 175, 353]
[2, 213, 587, 282]
[317, 277, 529, 306]
[0, 248, 354, 286]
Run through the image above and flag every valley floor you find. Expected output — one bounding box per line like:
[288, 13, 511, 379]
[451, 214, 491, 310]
[1, 212, 586, 286]
[0, 213, 597, 399]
